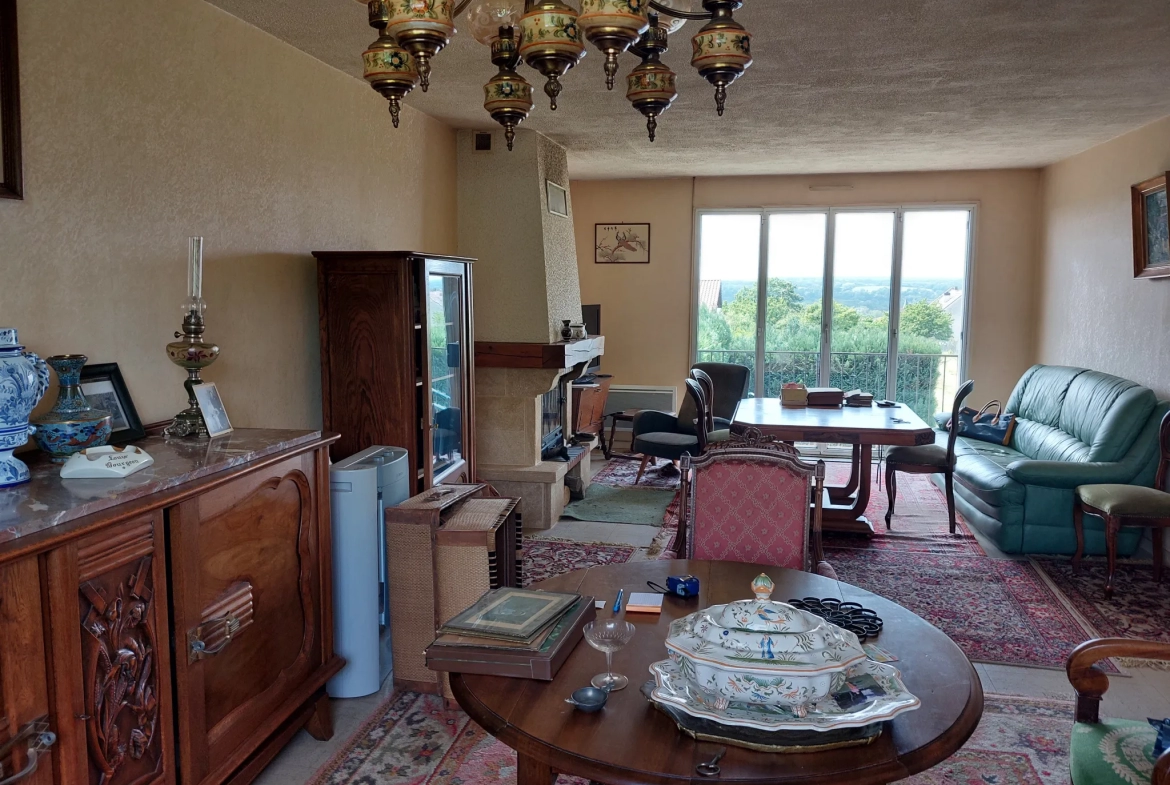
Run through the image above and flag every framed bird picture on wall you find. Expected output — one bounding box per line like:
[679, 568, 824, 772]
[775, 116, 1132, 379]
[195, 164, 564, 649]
[595, 223, 650, 264]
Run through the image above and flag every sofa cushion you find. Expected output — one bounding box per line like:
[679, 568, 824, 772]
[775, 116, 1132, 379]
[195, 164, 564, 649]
[951, 435, 1027, 508]
[1006, 365, 1083, 428]
[1012, 419, 1091, 463]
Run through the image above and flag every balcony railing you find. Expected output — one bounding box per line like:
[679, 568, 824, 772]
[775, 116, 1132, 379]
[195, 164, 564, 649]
[696, 349, 960, 422]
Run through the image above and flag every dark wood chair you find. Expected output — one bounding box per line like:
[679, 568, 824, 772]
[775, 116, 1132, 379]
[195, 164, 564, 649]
[1073, 410, 1170, 599]
[679, 427, 831, 576]
[884, 379, 975, 534]
[1066, 638, 1170, 785]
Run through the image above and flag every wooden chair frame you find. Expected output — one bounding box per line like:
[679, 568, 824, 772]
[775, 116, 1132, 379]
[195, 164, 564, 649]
[679, 428, 827, 572]
[689, 367, 717, 434]
[1066, 637, 1170, 785]
[885, 379, 975, 534]
[1073, 410, 1170, 599]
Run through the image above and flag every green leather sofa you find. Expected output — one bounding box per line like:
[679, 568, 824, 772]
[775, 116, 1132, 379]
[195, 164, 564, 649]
[931, 365, 1169, 555]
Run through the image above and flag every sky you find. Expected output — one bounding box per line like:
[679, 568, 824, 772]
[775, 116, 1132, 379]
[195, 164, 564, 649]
[698, 209, 971, 283]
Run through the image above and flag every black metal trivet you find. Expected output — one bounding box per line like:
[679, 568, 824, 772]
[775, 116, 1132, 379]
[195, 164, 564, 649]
[787, 597, 883, 641]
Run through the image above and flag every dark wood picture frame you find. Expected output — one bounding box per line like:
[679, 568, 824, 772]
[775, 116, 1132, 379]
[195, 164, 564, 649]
[79, 362, 146, 444]
[0, 0, 22, 200]
[594, 223, 651, 264]
[1131, 173, 1170, 280]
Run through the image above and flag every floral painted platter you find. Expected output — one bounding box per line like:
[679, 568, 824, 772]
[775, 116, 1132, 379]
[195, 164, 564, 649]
[648, 658, 921, 732]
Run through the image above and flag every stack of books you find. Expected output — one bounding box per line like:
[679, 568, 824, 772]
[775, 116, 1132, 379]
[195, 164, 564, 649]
[425, 587, 596, 681]
[844, 389, 874, 407]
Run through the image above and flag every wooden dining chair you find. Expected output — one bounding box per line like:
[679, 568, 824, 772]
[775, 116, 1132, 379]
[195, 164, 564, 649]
[884, 379, 975, 534]
[679, 428, 830, 575]
[689, 368, 717, 434]
[1073, 409, 1170, 599]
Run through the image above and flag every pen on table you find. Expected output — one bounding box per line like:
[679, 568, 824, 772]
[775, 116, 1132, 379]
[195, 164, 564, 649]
[612, 589, 624, 614]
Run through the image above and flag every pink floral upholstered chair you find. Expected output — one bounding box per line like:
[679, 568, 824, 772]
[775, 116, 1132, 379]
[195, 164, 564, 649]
[679, 429, 831, 576]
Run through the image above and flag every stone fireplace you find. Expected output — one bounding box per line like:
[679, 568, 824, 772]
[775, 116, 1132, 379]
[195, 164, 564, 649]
[457, 128, 604, 529]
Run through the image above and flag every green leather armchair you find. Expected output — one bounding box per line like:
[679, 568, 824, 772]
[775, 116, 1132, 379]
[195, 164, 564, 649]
[933, 365, 1169, 555]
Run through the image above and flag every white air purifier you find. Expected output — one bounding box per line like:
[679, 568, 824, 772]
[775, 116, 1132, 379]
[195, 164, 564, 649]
[327, 445, 409, 698]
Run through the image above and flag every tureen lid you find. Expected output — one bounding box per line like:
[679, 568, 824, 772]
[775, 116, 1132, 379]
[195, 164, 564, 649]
[712, 573, 817, 632]
[0, 328, 17, 348]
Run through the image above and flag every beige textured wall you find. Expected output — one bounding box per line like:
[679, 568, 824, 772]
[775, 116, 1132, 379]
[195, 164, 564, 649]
[458, 129, 581, 344]
[0, 0, 457, 430]
[1037, 116, 1170, 398]
[572, 171, 1042, 404]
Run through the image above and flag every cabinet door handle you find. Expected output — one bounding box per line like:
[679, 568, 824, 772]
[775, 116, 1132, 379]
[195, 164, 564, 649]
[0, 717, 56, 785]
[188, 614, 241, 661]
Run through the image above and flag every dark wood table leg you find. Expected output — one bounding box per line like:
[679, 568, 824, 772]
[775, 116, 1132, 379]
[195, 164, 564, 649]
[518, 752, 556, 785]
[822, 444, 875, 535]
[828, 443, 862, 503]
[304, 691, 334, 741]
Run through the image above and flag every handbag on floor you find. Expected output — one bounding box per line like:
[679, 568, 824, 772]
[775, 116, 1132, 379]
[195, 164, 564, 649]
[952, 400, 1017, 446]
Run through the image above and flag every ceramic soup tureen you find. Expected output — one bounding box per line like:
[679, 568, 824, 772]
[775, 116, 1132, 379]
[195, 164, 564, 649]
[663, 573, 867, 717]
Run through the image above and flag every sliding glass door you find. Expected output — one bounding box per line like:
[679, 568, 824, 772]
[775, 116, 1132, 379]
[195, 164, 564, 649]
[694, 206, 973, 421]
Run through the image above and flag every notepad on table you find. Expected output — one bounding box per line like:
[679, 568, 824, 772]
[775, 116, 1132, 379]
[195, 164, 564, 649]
[625, 592, 664, 613]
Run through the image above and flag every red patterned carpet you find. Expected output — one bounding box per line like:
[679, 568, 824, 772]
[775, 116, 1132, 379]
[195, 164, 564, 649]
[824, 549, 1102, 670]
[308, 691, 1075, 785]
[520, 539, 635, 587]
[1031, 556, 1170, 645]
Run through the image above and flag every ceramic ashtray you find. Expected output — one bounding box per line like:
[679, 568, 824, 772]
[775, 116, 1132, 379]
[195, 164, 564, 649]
[565, 686, 608, 713]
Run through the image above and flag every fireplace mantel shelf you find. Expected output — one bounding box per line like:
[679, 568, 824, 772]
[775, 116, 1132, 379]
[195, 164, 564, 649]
[475, 336, 604, 370]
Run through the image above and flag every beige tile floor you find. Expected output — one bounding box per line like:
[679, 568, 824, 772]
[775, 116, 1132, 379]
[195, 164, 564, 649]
[256, 457, 1170, 785]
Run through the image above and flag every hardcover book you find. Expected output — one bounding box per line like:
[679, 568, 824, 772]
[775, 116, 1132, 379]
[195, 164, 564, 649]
[439, 587, 581, 642]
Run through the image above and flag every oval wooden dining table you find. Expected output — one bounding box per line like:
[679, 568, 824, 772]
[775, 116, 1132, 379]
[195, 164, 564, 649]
[450, 560, 984, 785]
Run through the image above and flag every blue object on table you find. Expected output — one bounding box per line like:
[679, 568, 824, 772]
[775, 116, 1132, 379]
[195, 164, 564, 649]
[1151, 717, 1170, 756]
[667, 574, 701, 597]
[612, 589, 624, 613]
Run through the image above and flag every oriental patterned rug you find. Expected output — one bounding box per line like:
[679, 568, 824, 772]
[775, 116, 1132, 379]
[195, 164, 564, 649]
[307, 691, 1075, 785]
[520, 539, 635, 587]
[823, 549, 1103, 671]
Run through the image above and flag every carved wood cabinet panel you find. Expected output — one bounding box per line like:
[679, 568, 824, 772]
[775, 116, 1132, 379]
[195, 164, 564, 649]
[169, 451, 333, 785]
[0, 556, 54, 785]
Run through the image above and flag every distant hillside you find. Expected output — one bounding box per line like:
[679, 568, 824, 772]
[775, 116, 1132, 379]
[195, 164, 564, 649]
[720, 278, 961, 317]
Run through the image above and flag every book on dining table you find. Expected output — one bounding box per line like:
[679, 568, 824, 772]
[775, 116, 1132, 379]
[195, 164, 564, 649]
[426, 596, 596, 680]
[438, 586, 581, 643]
[807, 387, 845, 407]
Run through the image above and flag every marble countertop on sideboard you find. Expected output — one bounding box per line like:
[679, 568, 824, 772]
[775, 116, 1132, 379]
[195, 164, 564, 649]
[0, 429, 324, 545]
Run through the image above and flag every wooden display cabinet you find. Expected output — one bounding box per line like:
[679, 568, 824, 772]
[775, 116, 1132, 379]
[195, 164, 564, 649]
[315, 251, 476, 494]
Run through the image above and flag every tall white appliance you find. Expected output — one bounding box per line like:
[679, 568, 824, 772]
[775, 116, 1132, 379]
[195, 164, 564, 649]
[327, 445, 410, 698]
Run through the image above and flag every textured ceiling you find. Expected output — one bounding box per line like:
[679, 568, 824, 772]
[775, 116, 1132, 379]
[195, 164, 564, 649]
[206, 0, 1170, 179]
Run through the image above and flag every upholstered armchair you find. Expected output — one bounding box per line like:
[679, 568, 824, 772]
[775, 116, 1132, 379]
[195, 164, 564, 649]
[678, 429, 832, 577]
[1066, 638, 1170, 785]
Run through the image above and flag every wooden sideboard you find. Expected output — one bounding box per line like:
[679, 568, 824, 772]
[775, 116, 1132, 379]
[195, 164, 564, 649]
[0, 429, 340, 785]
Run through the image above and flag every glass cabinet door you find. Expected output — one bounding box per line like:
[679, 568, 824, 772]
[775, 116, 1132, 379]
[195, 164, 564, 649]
[426, 270, 465, 477]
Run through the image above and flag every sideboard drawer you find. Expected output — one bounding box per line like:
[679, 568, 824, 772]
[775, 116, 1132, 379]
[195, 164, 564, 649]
[168, 451, 332, 785]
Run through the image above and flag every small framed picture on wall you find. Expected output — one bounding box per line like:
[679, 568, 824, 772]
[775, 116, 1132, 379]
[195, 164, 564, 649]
[546, 180, 569, 217]
[595, 223, 650, 264]
[1132, 173, 1170, 279]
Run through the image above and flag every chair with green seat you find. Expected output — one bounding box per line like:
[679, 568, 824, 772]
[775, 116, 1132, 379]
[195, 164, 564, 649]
[1073, 410, 1170, 599]
[884, 379, 974, 534]
[1067, 637, 1170, 785]
[632, 378, 704, 485]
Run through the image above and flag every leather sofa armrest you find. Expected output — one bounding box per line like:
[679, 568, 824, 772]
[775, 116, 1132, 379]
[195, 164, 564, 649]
[1005, 459, 1136, 489]
[633, 410, 680, 437]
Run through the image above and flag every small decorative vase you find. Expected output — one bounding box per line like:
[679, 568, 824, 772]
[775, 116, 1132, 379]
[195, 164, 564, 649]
[561, 319, 574, 340]
[32, 355, 112, 463]
[0, 328, 50, 487]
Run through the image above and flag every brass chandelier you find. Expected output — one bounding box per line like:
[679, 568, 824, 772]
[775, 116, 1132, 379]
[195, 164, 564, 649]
[360, 0, 752, 148]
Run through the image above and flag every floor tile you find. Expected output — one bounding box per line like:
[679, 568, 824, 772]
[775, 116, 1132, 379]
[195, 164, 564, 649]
[978, 663, 1076, 701]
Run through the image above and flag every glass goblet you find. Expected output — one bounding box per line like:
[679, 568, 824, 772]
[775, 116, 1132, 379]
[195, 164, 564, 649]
[583, 619, 636, 691]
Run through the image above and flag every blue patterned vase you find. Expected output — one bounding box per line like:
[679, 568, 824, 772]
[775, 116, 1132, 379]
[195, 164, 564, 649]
[32, 355, 112, 463]
[0, 328, 51, 487]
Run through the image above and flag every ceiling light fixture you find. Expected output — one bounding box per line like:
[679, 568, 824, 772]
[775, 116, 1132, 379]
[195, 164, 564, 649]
[359, 0, 751, 145]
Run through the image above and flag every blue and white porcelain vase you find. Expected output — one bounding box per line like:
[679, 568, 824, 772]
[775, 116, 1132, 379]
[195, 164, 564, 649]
[0, 328, 51, 487]
[32, 355, 112, 463]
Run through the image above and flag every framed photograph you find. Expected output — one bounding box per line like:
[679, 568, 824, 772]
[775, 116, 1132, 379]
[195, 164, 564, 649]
[0, 0, 23, 200]
[1132, 173, 1170, 279]
[80, 363, 145, 444]
[546, 180, 569, 217]
[595, 223, 650, 264]
[193, 382, 233, 437]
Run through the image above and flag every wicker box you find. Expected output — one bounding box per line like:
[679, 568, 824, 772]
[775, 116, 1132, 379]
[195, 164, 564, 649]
[385, 483, 522, 695]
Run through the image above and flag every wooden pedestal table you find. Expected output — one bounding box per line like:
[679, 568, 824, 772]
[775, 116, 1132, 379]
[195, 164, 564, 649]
[732, 400, 935, 535]
[451, 560, 983, 785]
